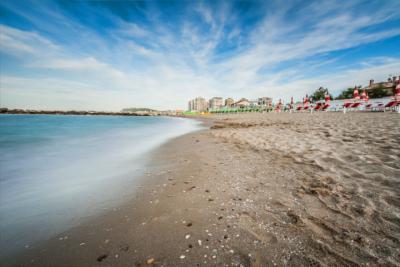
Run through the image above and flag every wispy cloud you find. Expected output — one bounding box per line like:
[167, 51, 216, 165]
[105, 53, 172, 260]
[0, 0, 399, 110]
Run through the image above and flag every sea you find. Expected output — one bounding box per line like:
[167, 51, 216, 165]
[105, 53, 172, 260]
[0, 114, 202, 259]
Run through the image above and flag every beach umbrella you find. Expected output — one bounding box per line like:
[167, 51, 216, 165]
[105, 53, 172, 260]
[304, 94, 309, 108]
[361, 90, 367, 102]
[353, 86, 360, 100]
[275, 99, 282, 111]
[324, 93, 331, 103]
[395, 81, 400, 101]
[290, 96, 294, 110]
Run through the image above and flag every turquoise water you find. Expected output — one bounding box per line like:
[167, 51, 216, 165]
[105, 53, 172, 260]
[0, 114, 201, 258]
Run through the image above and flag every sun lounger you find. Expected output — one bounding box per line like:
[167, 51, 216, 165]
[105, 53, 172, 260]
[372, 102, 385, 111]
[350, 102, 361, 109]
[383, 100, 400, 111]
[343, 103, 352, 108]
[385, 101, 397, 108]
[314, 103, 322, 111]
[321, 103, 330, 111]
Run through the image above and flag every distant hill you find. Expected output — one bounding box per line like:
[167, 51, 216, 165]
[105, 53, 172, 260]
[121, 108, 157, 112]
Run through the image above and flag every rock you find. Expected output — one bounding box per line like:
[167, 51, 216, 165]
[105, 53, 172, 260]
[146, 258, 155, 264]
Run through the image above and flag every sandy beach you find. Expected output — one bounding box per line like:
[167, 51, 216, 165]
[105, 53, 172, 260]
[8, 112, 400, 267]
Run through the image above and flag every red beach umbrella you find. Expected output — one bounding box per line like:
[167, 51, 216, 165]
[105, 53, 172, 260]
[290, 96, 294, 109]
[395, 81, 400, 101]
[361, 90, 367, 101]
[353, 86, 360, 100]
[324, 93, 331, 103]
[275, 99, 282, 111]
[303, 94, 309, 109]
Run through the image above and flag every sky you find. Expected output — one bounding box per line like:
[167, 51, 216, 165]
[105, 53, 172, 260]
[1, 0, 400, 111]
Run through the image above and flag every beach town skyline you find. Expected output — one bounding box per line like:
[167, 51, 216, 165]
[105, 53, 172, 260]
[1, 74, 399, 114]
[187, 76, 400, 112]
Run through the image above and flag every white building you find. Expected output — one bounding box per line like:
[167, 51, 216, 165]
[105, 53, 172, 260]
[188, 97, 208, 112]
[208, 97, 224, 110]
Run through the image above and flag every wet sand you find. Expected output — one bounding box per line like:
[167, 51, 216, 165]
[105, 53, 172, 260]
[8, 112, 400, 266]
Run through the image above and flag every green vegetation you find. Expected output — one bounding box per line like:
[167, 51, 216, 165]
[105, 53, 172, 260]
[335, 88, 355, 100]
[367, 85, 392, 98]
[310, 87, 332, 101]
[182, 111, 199, 115]
[208, 106, 272, 114]
[335, 84, 393, 100]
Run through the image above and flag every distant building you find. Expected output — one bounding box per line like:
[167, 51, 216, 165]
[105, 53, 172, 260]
[225, 98, 234, 107]
[234, 98, 251, 108]
[362, 76, 398, 96]
[187, 97, 208, 112]
[257, 97, 273, 108]
[249, 100, 259, 107]
[208, 97, 224, 110]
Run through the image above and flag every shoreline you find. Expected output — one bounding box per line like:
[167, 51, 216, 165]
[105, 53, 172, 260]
[0, 115, 203, 262]
[5, 126, 216, 266]
[7, 112, 400, 266]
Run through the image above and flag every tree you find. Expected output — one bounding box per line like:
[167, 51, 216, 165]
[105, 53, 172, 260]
[310, 87, 332, 101]
[335, 88, 354, 100]
[335, 84, 393, 100]
[368, 85, 391, 98]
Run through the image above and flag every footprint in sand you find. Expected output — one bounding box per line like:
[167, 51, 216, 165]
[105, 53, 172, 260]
[237, 213, 277, 244]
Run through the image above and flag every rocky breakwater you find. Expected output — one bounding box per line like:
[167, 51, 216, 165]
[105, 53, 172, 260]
[0, 108, 160, 116]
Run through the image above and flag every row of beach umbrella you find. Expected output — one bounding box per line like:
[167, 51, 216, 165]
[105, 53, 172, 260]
[208, 81, 400, 114]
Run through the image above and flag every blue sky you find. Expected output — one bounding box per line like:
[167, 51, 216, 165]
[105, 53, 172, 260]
[1, 0, 399, 111]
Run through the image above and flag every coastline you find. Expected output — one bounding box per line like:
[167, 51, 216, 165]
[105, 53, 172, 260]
[8, 112, 400, 266]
